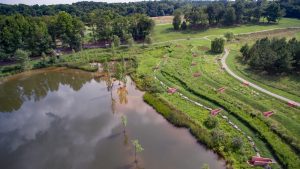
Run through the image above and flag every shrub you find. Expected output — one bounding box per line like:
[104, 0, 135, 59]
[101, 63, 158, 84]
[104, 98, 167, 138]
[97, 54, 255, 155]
[224, 32, 234, 41]
[231, 137, 243, 150]
[15, 49, 31, 71]
[211, 129, 225, 146]
[211, 38, 225, 53]
[204, 116, 218, 129]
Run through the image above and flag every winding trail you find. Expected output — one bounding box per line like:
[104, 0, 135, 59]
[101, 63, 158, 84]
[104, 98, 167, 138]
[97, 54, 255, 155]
[221, 48, 300, 107]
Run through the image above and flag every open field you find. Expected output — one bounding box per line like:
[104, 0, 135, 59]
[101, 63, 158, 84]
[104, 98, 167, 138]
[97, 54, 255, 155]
[1, 18, 300, 169]
[152, 18, 300, 42]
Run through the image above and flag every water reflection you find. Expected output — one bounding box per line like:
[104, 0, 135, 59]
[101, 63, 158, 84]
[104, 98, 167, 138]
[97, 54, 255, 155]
[117, 85, 128, 104]
[0, 68, 225, 169]
[0, 68, 94, 112]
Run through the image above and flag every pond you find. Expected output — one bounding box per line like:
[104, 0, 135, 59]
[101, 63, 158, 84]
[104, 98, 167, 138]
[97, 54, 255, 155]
[0, 67, 225, 169]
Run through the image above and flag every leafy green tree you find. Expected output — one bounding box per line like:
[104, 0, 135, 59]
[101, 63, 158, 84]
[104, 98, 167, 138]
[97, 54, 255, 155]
[172, 10, 181, 30]
[245, 37, 295, 73]
[49, 11, 84, 51]
[132, 139, 144, 163]
[130, 14, 155, 40]
[288, 38, 300, 71]
[263, 2, 284, 23]
[223, 7, 236, 26]
[211, 38, 225, 53]
[233, 0, 245, 24]
[15, 49, 31, 71]
[112, 35, 121, 48]
[184, 7, 208, 27]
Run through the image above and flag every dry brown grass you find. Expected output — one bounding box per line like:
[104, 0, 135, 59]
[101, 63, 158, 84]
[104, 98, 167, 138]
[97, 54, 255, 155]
[236, 28, 300, 42]
[151, 16, 174, 25]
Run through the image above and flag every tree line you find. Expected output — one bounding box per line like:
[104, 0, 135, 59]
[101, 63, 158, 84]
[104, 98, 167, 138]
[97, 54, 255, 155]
[0, 12, 84, 62]
[0, 10, 154, 62]
[87, 10, 154, 43]
[0, 1, 210, 20]
[240, 37, 300, 74]
[173, 1, 285, 30]
[1, 0, 298, 22]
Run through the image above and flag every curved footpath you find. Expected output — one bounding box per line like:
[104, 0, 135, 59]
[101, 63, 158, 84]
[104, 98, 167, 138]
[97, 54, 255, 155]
[221, 48, 300, 107]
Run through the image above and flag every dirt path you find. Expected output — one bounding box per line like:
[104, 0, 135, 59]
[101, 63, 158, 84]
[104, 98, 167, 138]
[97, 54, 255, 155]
[221, 48, 300, 107]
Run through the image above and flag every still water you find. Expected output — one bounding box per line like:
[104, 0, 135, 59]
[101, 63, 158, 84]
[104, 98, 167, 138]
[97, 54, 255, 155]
[0, 67, 225, 169]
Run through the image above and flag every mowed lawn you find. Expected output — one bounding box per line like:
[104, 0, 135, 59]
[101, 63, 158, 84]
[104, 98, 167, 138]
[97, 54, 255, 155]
[152, 18, 300, 42]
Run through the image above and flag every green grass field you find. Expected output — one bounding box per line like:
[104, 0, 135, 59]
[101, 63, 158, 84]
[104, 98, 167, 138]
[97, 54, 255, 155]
[152, 18, 300, 42]
[138, 40, 300, 169]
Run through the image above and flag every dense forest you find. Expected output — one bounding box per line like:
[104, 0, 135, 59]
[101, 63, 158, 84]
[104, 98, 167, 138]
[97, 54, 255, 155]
[240, 37, 300, 74]
[0, 1, 210, 20]
[173, 0, 287, 30]
[0, 11, 154, 62]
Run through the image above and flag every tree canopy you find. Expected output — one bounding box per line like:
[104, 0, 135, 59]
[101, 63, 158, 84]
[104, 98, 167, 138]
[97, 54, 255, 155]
[241, 37, 300, 74]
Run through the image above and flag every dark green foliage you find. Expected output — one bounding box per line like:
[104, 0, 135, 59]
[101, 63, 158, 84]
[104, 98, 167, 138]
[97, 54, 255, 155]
[242, 37, 299, 74]
[240, 44, 250, 61]
[0, 14, 52, 61]
[211, 38, 225, 54]
[233, 0, 245, 24]
[184, 7, 208, 28]
[90, 11, 154, 41]
[280, 0, 300, 19]
[0, 1, 194, 18]
[206, 2, 224, 25]
[181, 21, 187, 30]
[49, 11, 84, 51]
[223, 7, 236, 26]
[204, 116, 218, 129]
[263, 2, 284, 23]
[172, 11, 181, 30]
[231, 137, 243, 150]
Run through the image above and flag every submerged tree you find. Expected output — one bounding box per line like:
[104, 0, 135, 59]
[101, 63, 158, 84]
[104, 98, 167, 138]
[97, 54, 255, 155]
[132, 139, 144, 163]
[202, 164, 210, 169]
[121, 115, 127, 133]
